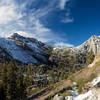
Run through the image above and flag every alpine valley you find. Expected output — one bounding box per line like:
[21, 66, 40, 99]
[1, 32, 100, 100]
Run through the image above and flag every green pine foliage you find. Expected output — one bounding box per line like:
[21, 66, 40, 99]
[0, 61, 27, 100]
[0, 49, 95, 100]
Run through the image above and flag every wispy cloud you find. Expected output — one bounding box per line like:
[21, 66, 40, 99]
[0, 0, 74, 46]
[61, 6, 74, 23]
[62, 17, 74, 23]
[54, 42, 74, 48]
[0, 0, 22, 24]
[59, 0, 70, 10]
[0, 0, 56, 42]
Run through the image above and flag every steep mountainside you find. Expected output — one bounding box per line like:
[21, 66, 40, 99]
[51, 54, 100, 100]
[52, 35, 100, 69]
[0, 34, 99, 66]
[0, 33, 52, 65]
[30, 54, 100, 100]
[54, 35, 100, 55]
[77, 35, 100, 55]
[0, 34, 100, 100]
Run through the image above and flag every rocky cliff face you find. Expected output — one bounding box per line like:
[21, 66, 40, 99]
[0, 34, 99, 65]
[77, 35, 100, 55]
[0, 33, 52, 65]
[52, 35, 100, 69]
[54, 35, 100, 56]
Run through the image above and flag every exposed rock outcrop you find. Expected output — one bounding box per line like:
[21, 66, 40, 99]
[53, 94, 64, 100]
[54, 35, 100, 56]
[65, 96, 73, 100]
[0, 34, 99, 66]
[77, 35, 100, 55]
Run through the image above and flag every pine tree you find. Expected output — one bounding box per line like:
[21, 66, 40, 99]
[6, 61, 17, 100]
[0, 81, 5, 100]
[1, 63, 8, 100]
[0, 61, 28, 100]
[16, 67, 27, 100]
[24, 64, 33, 87]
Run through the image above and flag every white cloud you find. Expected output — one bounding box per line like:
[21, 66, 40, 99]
[59, 0, 70, 10]
[61, 9, 74, 23]
[54, 42, 74, 48]
[0, 0, 55, 42]
[0, 0, 22, 24]
[0, 0, 74, 45]
[62, 17, 74, 23]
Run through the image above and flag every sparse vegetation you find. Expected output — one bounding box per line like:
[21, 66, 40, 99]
[0, 40, 99, 100]
[77, 72, 97, 93]
[61, 91, 72, 97]
[96, 61, 100, 66]
[86, 49, 95, 65]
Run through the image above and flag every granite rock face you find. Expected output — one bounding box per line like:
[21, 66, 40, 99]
[54, 35, 100, 56]
[0, 34, 100, 65]
[77, 35, 100, 55]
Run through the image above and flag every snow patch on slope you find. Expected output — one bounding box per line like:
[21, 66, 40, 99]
[92, 76, 100, 87]
[73, 90, 97, 100]
[0, 38, 38, 64]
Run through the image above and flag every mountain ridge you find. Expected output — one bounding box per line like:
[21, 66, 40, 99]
[0, 32, 52, 65]
[54, 35, 100, 55]
[0, 33, 100, 65]
[76, 35, 100, 55]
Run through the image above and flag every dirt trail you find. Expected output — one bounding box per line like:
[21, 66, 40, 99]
[30, 55, 100, 100]
[29, 80, 72, 100]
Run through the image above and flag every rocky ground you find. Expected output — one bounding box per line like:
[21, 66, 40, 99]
[53, 76, 100, 100]
[53, 55, 100, 100]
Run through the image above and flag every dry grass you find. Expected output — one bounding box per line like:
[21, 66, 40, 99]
[33, 55, 100, 100]
[34, 80, 72, 100]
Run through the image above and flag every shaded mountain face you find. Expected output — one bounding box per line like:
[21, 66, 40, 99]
[0, 33, 52, 65]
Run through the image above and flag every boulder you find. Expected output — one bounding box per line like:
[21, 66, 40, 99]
[65, 96, 73, 100]
[53, 94, 64, 100]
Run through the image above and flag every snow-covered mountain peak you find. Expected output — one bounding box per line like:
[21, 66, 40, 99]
[8, 31, 32, 38]
[90, 35, 100, 39]
[9, 32, 23, 38]
[8, 32, 32, 40]
[0, 32, 51, 65]
[0, 33, 100, 65]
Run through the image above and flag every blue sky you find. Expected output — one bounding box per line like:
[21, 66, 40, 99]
[0, 0, 100, 47]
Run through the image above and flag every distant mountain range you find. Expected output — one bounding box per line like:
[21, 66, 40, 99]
[0, 32, 100, 65]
